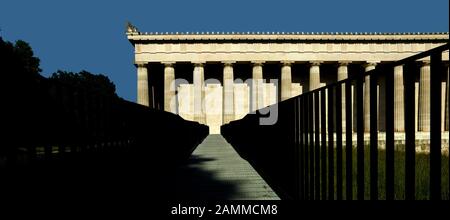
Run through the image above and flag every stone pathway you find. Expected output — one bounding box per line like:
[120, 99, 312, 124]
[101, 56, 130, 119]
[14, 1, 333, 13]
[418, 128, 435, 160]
[163, 134, 279, 200]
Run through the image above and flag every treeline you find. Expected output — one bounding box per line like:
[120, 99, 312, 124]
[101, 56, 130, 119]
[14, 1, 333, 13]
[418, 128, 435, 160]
[0, 36, 118, 97]
[0, 37, 208, 169]
[0, 37, 121, 150]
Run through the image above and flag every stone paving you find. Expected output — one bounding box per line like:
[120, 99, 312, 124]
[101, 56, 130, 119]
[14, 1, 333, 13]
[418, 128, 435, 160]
[164, 134, 279, 200]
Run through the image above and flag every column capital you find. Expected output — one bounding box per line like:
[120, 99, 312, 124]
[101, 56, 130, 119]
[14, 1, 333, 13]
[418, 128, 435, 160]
[222, 61, 235, 66]
[309, 61, 323, 66]
[162, 62, 175, 67]
[193, 62, 205, 67]
[338, 61, 352, 66]
[394, 64, 405, 68]
[281, 61, 294, 66]
[251, 61, 265, 66]
[136, 62, 147, 68]
[419, 60, 431, 66]
[364, 61, 379, 68]
[394, 64, 404, 70]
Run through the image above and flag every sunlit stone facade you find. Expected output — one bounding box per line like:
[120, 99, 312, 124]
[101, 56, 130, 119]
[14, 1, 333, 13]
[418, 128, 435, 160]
[127, 25, 449, 134]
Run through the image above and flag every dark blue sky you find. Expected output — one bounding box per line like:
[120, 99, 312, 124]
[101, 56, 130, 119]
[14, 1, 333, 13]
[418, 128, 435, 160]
[1, 0, 448, 101]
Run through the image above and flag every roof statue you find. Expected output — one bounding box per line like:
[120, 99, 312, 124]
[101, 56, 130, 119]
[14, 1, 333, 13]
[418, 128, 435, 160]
[126, 21, 138, 34]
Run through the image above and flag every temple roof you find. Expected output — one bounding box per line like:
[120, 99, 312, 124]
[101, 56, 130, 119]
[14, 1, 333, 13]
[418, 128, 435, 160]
[128, 31, 449, 36]
[125, 22, 449, 42]
[127, 31, 449, 42]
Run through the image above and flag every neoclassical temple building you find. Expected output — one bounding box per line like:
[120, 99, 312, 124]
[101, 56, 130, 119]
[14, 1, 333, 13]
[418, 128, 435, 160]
[126, 24, 449, 134]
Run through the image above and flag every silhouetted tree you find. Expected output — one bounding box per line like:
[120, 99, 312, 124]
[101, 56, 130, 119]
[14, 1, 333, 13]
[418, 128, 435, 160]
[0, 37, 41, 77]
[13, 40, 41, 75]
[1, 37, 117, 154]
[50, 70, 117, 97]
[1, 37, 47, 155]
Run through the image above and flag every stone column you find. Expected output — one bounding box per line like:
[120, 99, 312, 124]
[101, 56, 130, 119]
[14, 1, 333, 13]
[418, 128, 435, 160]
[137, 63, 149, 106]
[281, 61, 293, 101]
[223, 61, 235, 124]
[309, 61, 321, 91]
[446, 64, 449, 131]
[194, 62, 205, 124]
[442, 81, 446, 131]
[363, 62, 377, 132]
[394, 65, 405, 132]
[415, 82, 419, 132]
[418, 60, 431, 131]
[252, 61, 264, 111]
[163, 62, 176, 113]
[309, 61, 322, 133]
[441, 63, 450, 131]
[338, 61, 350, 132]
